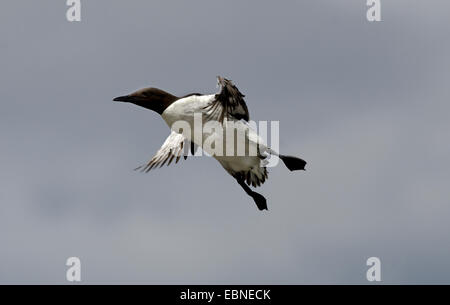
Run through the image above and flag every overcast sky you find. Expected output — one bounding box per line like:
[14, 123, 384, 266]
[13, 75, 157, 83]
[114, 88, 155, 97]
[1, 0, 450, 284]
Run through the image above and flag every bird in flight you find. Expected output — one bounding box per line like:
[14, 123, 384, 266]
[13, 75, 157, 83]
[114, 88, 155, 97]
[114, 76, 306, 211]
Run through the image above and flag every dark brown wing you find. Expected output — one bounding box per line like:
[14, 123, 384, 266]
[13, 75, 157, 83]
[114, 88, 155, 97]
[204, 76, 250, 123]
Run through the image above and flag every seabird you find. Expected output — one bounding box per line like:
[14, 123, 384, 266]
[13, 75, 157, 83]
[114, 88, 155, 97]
[114, 76, 306, 211]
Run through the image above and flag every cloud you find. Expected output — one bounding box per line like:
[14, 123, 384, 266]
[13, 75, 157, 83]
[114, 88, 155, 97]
[1, 0, 449, 284]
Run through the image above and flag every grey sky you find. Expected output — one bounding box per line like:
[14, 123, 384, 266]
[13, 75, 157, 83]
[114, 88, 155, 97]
[1, 0, 450, 284]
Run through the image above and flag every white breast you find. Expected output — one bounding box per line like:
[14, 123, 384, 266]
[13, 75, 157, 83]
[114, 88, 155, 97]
[161, 94, 214, 129]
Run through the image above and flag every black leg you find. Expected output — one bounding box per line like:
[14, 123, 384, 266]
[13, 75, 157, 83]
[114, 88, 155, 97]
[236, 178, 268, 211]
[191, 141, 195, 155]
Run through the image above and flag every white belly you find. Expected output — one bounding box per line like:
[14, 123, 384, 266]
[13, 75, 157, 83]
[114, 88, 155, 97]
[162, 94, 267, 173]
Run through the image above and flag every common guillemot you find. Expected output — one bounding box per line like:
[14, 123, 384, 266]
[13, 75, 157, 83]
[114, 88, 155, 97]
[114, 76, 306, 211]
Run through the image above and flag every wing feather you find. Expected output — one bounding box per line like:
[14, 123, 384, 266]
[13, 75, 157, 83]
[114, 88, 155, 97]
[135, 131, 189, 173]
[203, 76, 250, 123]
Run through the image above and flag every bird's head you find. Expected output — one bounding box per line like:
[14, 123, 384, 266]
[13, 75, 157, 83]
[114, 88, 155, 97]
[113, 87, 178, 115]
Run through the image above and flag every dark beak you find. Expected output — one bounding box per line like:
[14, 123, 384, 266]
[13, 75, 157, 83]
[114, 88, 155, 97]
[113, 95, 131, 102]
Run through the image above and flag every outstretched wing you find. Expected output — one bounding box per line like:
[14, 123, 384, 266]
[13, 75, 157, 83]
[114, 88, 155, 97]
[135, 131, 189, 173]
[204, 76, 250, 123]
